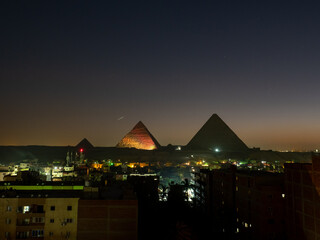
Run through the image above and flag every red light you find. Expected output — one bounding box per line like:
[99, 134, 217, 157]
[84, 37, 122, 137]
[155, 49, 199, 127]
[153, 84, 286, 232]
[80, 148, 83, 152]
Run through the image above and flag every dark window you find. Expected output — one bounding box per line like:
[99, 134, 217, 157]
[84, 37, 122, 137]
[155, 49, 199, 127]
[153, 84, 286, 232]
[66, 218, 73, 223]
[50, 219, 54, 223]
[268, 219, 275, 224]
[37, 205, 44, 213]
[50, 206, 55, 211]
[67, 206, 72, 211]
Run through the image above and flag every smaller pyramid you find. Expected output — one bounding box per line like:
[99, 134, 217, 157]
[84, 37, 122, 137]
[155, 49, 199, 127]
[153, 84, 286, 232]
[116, 121, 161, 150]
[75, 138, 94, 151]
[187, 114, 248, 152]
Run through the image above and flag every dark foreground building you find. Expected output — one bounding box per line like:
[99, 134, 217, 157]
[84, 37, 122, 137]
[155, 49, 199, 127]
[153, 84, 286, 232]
[285, 153, 320, 240]
[193, 166, 285, 240]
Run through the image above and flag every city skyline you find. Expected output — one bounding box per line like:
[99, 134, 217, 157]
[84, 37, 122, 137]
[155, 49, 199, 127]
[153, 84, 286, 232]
[1, 1, 320, 151]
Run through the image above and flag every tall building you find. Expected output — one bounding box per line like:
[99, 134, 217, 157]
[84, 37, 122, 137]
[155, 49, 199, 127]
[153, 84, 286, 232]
[284, 153, 320, 240]
[236, 171, 285, 240]
[192, 166, 236, 237]
[192, 167, 285, 239]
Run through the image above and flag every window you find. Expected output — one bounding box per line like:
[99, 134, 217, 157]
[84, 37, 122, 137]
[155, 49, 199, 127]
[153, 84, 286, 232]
[65, 218, 73, 223]
[49, 232, 53, 236]
[5, 218, 11, 224]
[67, 206, 72, 211]
[23, 206, 30, 213]
[6, 206, 12, 211]
[268, 219, 275, 224]
[32, 217, 44, 223]
[37, 205, 44, 213]
[50, 206, 55, 211]
[22, 218, 30, 225]
[50, 218, 54, 223]
[17, 206, 23, 213]
[5, 232, 10, 238]
[31, 230, 44, 237]
[17, 231, 29, 238]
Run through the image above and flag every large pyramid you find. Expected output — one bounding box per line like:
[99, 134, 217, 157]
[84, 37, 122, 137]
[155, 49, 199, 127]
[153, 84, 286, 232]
[187, 114, 248, 152]
[116, 121, 161, 150]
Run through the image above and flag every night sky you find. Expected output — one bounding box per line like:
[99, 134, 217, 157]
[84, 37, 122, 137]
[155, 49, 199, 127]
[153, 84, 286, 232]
[1, 1, 320, 150]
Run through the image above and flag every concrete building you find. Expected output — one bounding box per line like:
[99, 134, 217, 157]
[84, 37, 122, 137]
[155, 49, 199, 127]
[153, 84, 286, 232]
[192, 166, 236, 237]
[0, 197, 78, 240]
[77, 200, 138, 240]
[284, 153, 320, 240]
[235, 171, 285, 240]
[0, 182, 138, 240]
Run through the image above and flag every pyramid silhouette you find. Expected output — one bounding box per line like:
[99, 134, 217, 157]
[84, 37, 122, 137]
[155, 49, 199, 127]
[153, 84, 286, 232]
[187, 114, 248, 152]
[75, 138, 94, 150]
[116, 121, 161, 150]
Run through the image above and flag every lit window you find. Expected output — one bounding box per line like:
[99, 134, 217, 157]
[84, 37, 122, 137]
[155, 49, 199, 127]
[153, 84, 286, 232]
[282, 193, 285, 198]
[23, 206, 30, 213]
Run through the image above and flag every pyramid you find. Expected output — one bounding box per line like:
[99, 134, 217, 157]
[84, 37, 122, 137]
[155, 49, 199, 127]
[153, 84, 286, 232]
[75, 138, 94, 151]
[187, 114, 248, 152]
[116, 121, 161, 150]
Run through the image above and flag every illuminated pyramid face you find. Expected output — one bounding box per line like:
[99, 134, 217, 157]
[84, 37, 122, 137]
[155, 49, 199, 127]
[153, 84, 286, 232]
[116, 121, 160, 150]
[187, 114, 248, 152]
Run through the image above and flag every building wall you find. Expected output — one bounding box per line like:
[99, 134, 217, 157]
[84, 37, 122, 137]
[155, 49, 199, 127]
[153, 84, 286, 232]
[285, 162, 320, 240]
[0, 197, 78, 240]
[77, 200, 138, 240]
[0, 198, 18, 240]
[44, 198, 78, 240]
[236, 172, 285, 240]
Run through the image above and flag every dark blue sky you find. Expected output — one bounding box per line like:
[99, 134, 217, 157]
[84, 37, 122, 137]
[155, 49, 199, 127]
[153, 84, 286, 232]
[1, 1, 320, 150]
